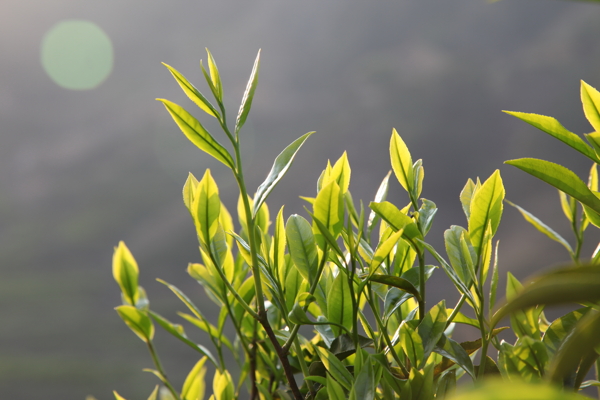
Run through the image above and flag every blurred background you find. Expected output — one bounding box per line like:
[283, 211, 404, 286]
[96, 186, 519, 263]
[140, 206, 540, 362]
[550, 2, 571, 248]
[2, 0, 600, 398]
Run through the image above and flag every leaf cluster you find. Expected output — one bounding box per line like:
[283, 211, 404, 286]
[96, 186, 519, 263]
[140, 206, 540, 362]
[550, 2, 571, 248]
[109, 52, 600, 400]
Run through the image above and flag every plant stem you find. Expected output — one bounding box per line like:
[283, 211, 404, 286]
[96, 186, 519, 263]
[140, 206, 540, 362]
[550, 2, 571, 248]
[147, 341, 181, 400]
[417, 250, 426, 321]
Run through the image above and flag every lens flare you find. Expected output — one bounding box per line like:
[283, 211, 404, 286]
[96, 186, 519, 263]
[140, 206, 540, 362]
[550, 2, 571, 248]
[41, 20, 113, 90]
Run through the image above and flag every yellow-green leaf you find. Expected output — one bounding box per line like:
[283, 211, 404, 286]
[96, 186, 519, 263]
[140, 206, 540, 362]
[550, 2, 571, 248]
[194, 170, 221, 249]
[581, 80, 600, 132]
[162, 63, 219, 118]
[212, 369, 234, 400]
[157, 99, 233, 168]
[182, 357, 207, 400]
[115, 305, 154, 342]
[468, 170, 504, 257]
[313, 181, 344, 250]
[390, 129, 413, 193]
[112, 241, 139, 306]
[235, 49, 260, 135]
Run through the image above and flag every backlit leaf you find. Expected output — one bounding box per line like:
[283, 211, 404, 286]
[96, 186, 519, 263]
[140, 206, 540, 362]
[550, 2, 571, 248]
[504, 111, 598, 162]
[115, 305, 154, 342]
[162, 63, 219, 118]
[313, 181, 344, 250]
[327, 272, 353, 336]
[505, 158, 600, 215]
[390, 128, 414, 193]
[182, 357, 207, 400]
[286, 215, 319, 285]
[235, 49, 260, 135]
[253, 132, 313, 216]
[194, 170, 221, 249]
[468, 170, 504, 257]
[581, 80, 600, 132]
[112, 241, 139, 306]
[157, 99, 233, 169]
[506, 200, 573, 255]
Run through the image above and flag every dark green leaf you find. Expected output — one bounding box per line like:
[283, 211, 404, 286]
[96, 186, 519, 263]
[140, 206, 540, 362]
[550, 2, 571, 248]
[434, 334, 475, 379]
[369, 274, 420, 301]
[327, 272, 353, 336]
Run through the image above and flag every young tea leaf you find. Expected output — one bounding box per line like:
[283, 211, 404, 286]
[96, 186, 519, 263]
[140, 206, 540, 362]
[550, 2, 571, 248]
[505, 158, 600, 215]
[115, 305, 154, 343]
[327, 272, 353, 336]
[112, 241, 139, 306]
[181, 357, 207, 400]
[390, 128, 414, 193]
[162, 63, 219, 119]
[235, 49, 261, 135]
[157, 99, 234, 169]
[468, 170, 504, 257]
[581, 80, 600, 132]
[286, 215, 319, 285]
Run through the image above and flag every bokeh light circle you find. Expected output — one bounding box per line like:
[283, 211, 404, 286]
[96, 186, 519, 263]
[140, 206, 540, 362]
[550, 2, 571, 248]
[41, 20, 113, 90]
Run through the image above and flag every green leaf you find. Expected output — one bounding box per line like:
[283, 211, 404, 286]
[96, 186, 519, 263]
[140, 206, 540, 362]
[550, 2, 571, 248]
[162, 63, 219, 119]
[548, 309, 600, 385]
[459, 179, 477, 220]
[542, 307, 590, 355]
[182, 357, 207, 400]
[506, 272, 541, 340]
[390, 128, 414, 193]
[183, 172, 199, 216]
[321, 152, 352, 194]
[313, 181, 344, 250]
[468, 170, 504, 257]
[446, 379, 589, 400]
[315, 346, 354, 390]
[286, 215, 319, 285]
[506, 200, 573, 255]
[492, 264, 600, 327]
[115, 305, 154, 342]
[235, 49, 261, 135]
[157, 99, 233, 169]
[367, 171, 392, 238]
[369, 229, 404, 275]
[434, 334, 476, 379]
[504, 111, 599, 162]
[205, 49, 223, 102]
[417, 301, 447, 366]
[194, 170, 221, 249]
[113, 391, 127, 400]
[327, 272, 353, 336]
[253, 132, 314, 216]
[399, 321, 424, 368]
[327, 373, 347, 400]
[369, 201, 422, 246]
[417, 198, 437, 236]
[436, 370, 456, 399]
[349, 357, 375, 400]
[149, 311, 219, 368]
[444, 226, 476, 286]
[212, 369, 234, 400]
[147, 386, 159, 400]
[369, 274, 420, 301]
[581, 80, 600, 132]
[505, 158, 600, 215]
[112, 241, 139, 306]
[412, 159, 425, 200]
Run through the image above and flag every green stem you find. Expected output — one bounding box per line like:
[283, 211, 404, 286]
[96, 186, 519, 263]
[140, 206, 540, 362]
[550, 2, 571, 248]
[367, 294, 410, 377]
[282, 245, 329, 352]
[417, 250, 426, 321]
[294, 338, 316, 400]
[147, 341, 181, 400]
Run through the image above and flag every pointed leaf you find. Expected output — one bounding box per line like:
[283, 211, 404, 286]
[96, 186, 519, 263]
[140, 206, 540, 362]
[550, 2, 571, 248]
[235, 49, 261, 134]
[115, 305, 154, 342]
[506, 158, 600, 215]
[369, 274, 420, 301]
[418, 301, 448, 366]
[112, 241, 139, 306]
[194, 170, 221, 248]
[286, 215, 318, 284]
[468, 170, 504, 256]
[327, 272, 353, 336]
[434, 334, 476, 379]
[581, 80, 600, 132]
[182, 357, 207, 400]
[315, 345, 354, 390]
[157, 99, 233, 168]
[205, 49, 223, 102]
[507, 200, 573, 254]
[253, 132, 314, 216]
[504, 111, 598, 162]
[313, 181, 344, 250]
[162, 63, 219, 118]
[390, 128, 413, 193]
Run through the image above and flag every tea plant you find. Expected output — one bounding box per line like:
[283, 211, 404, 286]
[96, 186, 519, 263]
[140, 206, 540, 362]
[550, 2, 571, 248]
[110, 51, 600, 400]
